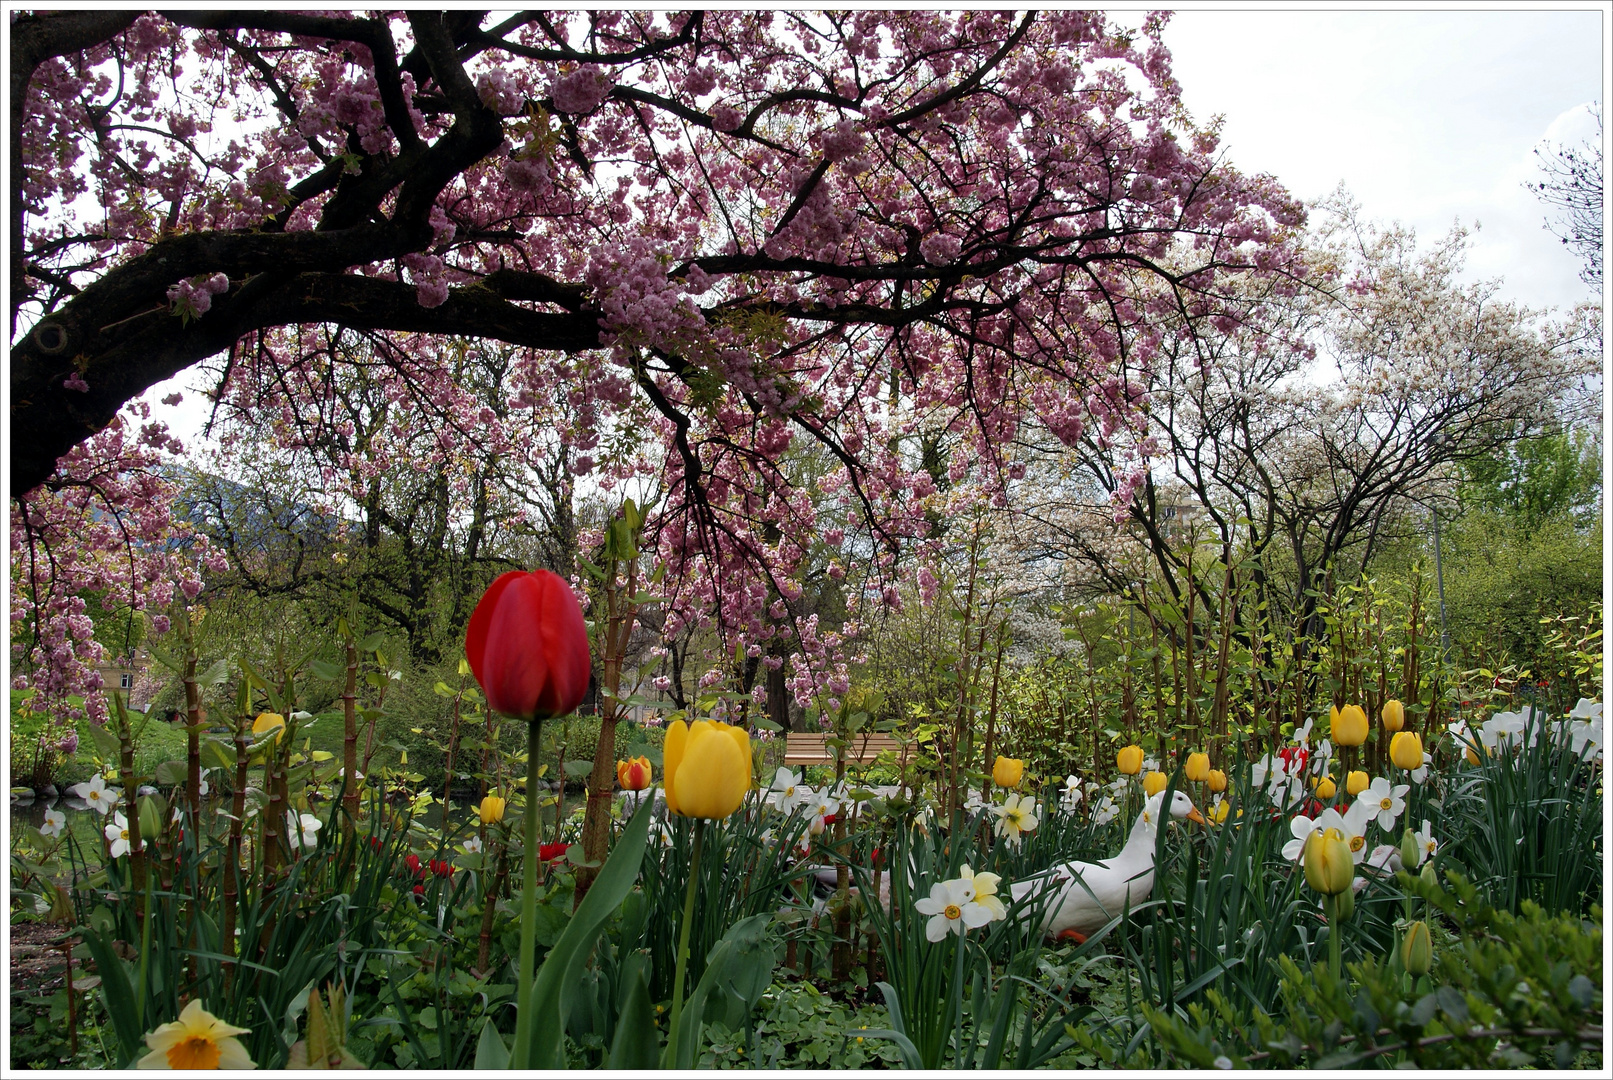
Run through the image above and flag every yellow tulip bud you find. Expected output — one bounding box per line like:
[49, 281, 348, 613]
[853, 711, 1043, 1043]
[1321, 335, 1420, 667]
[665, 719, 751, 820]
[1390, 731, 1424, 772]
[1116, 745, 1144, 775]
[992, 755, 1024, 789]
[1184, 752, 1210, 783]
[1312, 774, 1337, 799]
[1346, 770, 1369, 796]
[1402, 920, 1432, 976]
[477, 795, 506, 825]
[1303, 826, 1354, 896]
[1330, 704, 1369, 747]
[1143, 771, 1168, 797]
[1381, 699, 1405, 733]
[1207, 769, 1228, 794]
[1399, 827, 1422, 870]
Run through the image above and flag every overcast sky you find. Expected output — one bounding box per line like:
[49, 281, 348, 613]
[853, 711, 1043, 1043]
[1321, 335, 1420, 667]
[1161, 8, 1605, 313]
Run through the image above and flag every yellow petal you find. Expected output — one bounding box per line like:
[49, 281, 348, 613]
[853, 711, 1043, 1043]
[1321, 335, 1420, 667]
[663, 720, 689, 816]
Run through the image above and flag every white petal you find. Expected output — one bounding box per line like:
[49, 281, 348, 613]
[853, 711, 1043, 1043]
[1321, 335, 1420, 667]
[926, 914, 951, 942]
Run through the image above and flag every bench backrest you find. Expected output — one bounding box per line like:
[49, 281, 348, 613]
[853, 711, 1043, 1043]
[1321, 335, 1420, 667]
[781, 731, 903, 766]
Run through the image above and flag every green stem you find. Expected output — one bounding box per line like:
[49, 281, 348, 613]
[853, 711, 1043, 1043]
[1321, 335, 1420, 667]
[511, 718, 543, 1070]
[949, 930, 970, 1065]
[1327, 894, 1342, 982]
[136, 870, 154, 1033]
[665, 817, 706, 1068]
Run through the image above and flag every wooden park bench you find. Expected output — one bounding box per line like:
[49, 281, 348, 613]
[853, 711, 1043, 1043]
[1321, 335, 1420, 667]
[782, 731, 904, 767]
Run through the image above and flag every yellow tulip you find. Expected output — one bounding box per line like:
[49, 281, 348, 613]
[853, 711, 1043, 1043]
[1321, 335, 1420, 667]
[477, 795, 506, 825]
[664, 719, 750, 820]
[1330, 704, 1368, 747]
[992, 755, 1024, 789]
[1402, 919, 1432, 976]
[1390, 731, 1424, 772]
[1312, 775, 1337, 799]
[1303, 826, 1354, 896]
[1184, 752, 1211, 783]
[1116, 745, 1144, 775]
[1381, 699, 1405, 733]
[1209, 799, 1231, 824]
[1143, 771, 1168, 797]
[252, 712, 286, 744]
[1346, 770, 1369, 796]
[1207, 769, 1228, 793]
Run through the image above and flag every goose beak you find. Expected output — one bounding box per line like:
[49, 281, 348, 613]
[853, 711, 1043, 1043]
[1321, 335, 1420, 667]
[1185, 807, 1206, 825]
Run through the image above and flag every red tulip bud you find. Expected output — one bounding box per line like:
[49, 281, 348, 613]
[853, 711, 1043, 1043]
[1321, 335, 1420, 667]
[465, 570, 591, 721]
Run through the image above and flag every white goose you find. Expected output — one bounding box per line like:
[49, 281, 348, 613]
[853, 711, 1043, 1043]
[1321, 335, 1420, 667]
[1009, 790, 1205, 943]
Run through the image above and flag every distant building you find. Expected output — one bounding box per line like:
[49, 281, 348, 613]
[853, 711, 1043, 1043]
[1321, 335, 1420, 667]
[94, 648, 157, 711]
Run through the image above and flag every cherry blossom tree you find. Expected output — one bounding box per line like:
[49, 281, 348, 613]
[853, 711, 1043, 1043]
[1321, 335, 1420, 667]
[12, 10, 1308, 719]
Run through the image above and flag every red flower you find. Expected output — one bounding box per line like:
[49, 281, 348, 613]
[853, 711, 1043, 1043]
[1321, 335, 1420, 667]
[465, 570, 591, 721]
[412, 884, 425, 896]
[403, 853, 422, 877]
[538, 842, 570, 863]
[429, 858, 453, 878]
[370, 836, 384, 851]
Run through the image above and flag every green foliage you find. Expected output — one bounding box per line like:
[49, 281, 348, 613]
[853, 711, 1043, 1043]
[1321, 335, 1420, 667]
[1459, 427, 1602, 532]
[1145, 872, 1602, 1069]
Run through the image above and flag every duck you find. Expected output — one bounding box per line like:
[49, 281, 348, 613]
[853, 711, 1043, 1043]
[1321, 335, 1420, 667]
[1009, 790, 1205, 944]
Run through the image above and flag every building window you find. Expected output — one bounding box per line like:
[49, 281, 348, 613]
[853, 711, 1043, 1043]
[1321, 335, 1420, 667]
[120, 673, 133, 689]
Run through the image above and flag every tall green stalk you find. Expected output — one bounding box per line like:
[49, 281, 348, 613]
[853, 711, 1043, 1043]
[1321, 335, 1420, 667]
[511, 718, 544, 1069]
[664, 818, 707, 1067]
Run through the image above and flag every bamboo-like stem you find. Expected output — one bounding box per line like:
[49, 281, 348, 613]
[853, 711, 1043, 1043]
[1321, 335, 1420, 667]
[476, 838, 510, 975]
[665, 818, 707, 1068]
[511, 718, 544, 1070]
[342, 636, 359, 844]
[222, 708, 249, 989]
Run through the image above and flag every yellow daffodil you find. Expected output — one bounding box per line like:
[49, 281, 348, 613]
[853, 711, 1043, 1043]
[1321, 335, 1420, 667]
[137, 999, 255, 1070]
[251, 712, 285, 745]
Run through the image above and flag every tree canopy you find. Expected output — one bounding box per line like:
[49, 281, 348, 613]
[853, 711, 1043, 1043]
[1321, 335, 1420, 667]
[12, 10, 1312, 719]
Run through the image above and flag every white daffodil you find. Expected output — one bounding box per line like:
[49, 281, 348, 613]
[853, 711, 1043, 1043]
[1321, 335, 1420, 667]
[198, 776, 210, 798]
[462, 835, 483, 854]
[1413, 818, 1438, 865]
[105, 812, 133, 857]
[1560, 700, 1603, 760]
[1481, 710, 1527, 752]
[285, 811, 322, 850]
[1141, 756, 1161, 774]
[72, 775, 120, 816]
[40, 808, 67, 838]
[962, 790, 989, 813]
[1250, 754, 1275, 789]
[1060, 775, 1085, 811]
[1363, 776, 1408, 831]
[768, 767, 809, 813]
[914, 877, 994, 942]
[958, 863, 1008, 921]
[1266, 774, 1305, 810]
[1340, 799, 1374, 863]
[806, 790, 839, 836]
[1093, 796, 1120, 825]
[992, 793, 1040, 847]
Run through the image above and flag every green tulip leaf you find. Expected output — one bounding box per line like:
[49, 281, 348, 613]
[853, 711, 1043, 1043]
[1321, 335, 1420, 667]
[524, 796, 653, 1069]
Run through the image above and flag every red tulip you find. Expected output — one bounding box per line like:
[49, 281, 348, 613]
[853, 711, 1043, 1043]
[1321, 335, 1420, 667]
[538, 842, 570, 863]
[465, 570, 591, 721]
